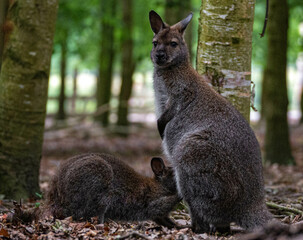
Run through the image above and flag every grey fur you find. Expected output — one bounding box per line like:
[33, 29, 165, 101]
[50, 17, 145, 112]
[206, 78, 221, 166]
[149, 10, 272, 233]
[47, 153, 180, 228]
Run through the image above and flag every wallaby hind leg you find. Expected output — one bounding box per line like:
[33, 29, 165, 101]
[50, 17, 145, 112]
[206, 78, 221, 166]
[188, 207, 210, 233]
[191, 218, 210, 233]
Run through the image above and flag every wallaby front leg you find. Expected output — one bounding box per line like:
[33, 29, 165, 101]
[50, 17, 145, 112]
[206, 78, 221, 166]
[158, 89, 195, 139]
[157, 99, 178, 139]
[157, 108, 175, 139]
[148, 195, 180, 219]
[153, 216, 176, 228]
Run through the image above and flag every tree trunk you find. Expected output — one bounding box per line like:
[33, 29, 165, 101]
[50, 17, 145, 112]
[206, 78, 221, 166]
[117, 0, 135, 132]
[71, 67, 78, 114]
[57, 36, 67, 120]
[0, 0, 58, 199]
[260, 68, 268, 120]
[196, 0, 255, 122]
[0, 0, 9, 71]
[165, 0, 193, 62]
[95, 0, 116, 126]
[263, 0, 294, 165]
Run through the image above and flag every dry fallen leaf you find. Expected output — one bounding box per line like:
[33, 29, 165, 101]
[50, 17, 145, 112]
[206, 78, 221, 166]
[0, 226, 10, 238]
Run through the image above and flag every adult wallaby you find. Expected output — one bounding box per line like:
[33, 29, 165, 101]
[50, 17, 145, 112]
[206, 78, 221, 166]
[149, 10, 272, 233]
[47, 153, 180, 228]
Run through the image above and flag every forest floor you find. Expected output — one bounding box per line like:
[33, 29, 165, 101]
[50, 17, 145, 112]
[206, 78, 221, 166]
[1, 119, 303, 239]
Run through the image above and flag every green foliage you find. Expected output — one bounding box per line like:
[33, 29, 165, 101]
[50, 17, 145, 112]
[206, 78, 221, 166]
[252, 0, 303, 67]
[35, 192, 43, 199]
[50, 0, 303, 75]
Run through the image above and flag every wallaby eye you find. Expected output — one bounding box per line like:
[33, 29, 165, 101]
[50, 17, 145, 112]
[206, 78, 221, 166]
[153, 41, 158, 47]
[170, 41, 178, 47]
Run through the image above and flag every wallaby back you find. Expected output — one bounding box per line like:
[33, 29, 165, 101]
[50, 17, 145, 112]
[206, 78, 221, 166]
[47, 153, 180, 227]
[149, 10, 272, 233]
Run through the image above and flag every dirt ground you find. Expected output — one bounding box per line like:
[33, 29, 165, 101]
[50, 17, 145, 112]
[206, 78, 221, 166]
[1, 120, 303, 239]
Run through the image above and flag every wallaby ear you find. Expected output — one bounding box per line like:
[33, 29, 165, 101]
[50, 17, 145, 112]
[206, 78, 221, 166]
[149, 10, 165, 34]
[172, 12, 193, 35]
[151, 157, 165, 176]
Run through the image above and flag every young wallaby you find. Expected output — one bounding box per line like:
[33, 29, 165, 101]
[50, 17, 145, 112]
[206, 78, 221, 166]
[47, 153, 180, 228]
[149, 10, 272, 233]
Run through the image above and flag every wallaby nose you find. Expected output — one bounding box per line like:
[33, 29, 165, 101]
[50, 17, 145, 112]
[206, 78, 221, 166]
[156, 52, 165, 59]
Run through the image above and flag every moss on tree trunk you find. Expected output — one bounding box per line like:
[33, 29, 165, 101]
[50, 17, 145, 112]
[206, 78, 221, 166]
[0, 0, 9, 71]
[196, 0, 255, 122]
[263, 0, 294, 165]
[0, 0, 58, 199]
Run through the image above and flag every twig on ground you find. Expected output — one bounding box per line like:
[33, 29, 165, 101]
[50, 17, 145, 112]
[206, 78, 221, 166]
[266, 202, 303, 216]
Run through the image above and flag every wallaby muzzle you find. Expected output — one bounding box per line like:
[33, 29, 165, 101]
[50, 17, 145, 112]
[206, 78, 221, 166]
[155, 51, 167, 65]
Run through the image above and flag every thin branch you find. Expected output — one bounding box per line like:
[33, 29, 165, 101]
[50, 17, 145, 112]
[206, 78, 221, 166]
[260, 0, 269, 38]
[266, 202, 303, 216]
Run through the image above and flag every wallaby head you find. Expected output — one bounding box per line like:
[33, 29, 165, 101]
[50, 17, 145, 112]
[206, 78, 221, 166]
[151, 157, 176, 194]
[149, 10, 192, 68]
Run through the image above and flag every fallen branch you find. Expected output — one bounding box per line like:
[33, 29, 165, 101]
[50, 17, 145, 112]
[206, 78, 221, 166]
[266, 202, 303, 216]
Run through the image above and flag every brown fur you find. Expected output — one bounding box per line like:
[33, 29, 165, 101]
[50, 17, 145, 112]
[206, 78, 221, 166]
[149, 10, 272, 233]
[47, 153, 180, 228]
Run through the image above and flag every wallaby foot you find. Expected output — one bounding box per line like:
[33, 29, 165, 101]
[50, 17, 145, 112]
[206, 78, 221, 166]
[154, 216, 176, 229]
[191, 219, 210, 234]
[209, 224, 231, 234]
[97, 205, 107, 224]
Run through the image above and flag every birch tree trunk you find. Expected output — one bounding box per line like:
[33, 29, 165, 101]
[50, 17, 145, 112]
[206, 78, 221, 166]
[0, 0, 58, 199]
[196, 0, 255, 122]
[263, 0, 294, 165]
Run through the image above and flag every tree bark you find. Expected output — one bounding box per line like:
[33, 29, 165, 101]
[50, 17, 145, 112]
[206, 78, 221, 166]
[71, 67, 78, 114]
[263, 0, 294, 165]
[95, 0, 116, 126]
[0, 0, 58, 199]
[165, 0, 193, 63]
[117, 0, 135, 132]
[57, 36, 67, 120]
[260, 68, 268, 120]
[196, 0, 255, 122]
[0, 0, 9, 71]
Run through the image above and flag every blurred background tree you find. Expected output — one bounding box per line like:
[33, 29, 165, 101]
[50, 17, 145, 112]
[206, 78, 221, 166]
[95, 0, 117, 126]
[263, 0, 294, 165]
[117, 0, 135, 132]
